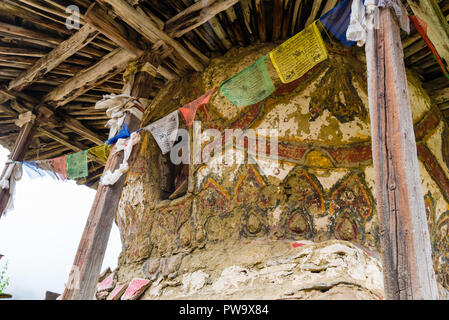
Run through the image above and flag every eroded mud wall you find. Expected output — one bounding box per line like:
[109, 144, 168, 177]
[113, 43, 449, 298]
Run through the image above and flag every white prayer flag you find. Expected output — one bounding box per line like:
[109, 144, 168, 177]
[144, 110, 179, 154]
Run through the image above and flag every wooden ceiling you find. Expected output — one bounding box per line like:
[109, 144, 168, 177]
[0, 0, 448, 188]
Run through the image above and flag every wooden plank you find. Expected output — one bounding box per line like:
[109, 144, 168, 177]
[407, 0, 449, 66]
[84, 2, 176, 81]
[165, 0, 240, 39]
[61, 116, 104, 145]
[101, 0, 204, 72]
[433, 87, 449, 105]
[0, 21, 104, 59]
[61, 53, 161, 300]
[305, 0, 323, 27]
[365, 8, 439, 300]
[271, 0, 283, 41]
[8, 25, 98, 92]
[85, 3, 143, 56]
[43, 48, 134, 108]
[254, 0, 266, 42]
[0, 120, 37, 218]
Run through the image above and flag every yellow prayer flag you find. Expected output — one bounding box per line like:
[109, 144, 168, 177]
[89, 144, 111, 164]
[270, 21, 328, 83]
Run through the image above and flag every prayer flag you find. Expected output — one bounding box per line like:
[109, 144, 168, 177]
[409, 15, 449, 79]
[106, 123, 130, 146]
[219, 56, 275, 106]
[50, 156, 67, 180]
[66, 150, 88, 179]
[179, 87, 216, 126]
[270, 22, 328, 84]
[23, 161, 46, 179]
[143, 110, 179, 154]
[89, 145, 111, 165]
[320, 0, 356, 47]
[36, 160, 60, 180]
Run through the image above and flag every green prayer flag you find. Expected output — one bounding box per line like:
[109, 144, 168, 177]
[219, 56, 275, 106]
[66, 150, 88, 179]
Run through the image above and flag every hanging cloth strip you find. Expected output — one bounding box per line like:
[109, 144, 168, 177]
[179, 87, 216, 126]
[0, 161, 22, 216]
[35, 160, 60, 181]
[320, 0, 357, 46]
[105, 123, 130, 146]
[219, 56, 275, 105]
[100, 131, 141, 186]
[95, 94, 144, 140]
[50, 156, 67, 180]
[143, 110, 179, 155]
[23, 161, 47, 179]
[346, 0, 368, 46]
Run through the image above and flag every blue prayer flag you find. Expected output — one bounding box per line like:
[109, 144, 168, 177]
[105, 123, 130, 145]
[320, 0, 357, 47]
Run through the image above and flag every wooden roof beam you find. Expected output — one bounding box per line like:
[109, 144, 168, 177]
[100, 0, 204, 72]
[165, 0, 241, 39]
[0, 87, 105, 146]
[8, 25, 99, 92]
[38, 127, 104, 165]
[0, 21, 104, 59]
[84, 2, 177, 81]
[43, 48, 135, 108]
[407, 0, 449, 66]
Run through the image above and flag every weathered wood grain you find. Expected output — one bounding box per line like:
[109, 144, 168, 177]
[365, 8, 439, 300]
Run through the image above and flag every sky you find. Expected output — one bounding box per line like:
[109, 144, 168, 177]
[0, 146, 122, 300]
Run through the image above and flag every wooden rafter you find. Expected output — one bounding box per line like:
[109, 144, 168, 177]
[164, 0, 240, 38]
[43, 48, 135, 108]
[8, 25, 99, 92]
[84, 2, 177, 81]
[100, 0, 204, 72]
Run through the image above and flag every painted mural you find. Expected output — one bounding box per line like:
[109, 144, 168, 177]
[115, 42, 449, 294]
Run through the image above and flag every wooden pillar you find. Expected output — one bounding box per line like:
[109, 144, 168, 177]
[0, 118, 37, 218]
[61, 52, 161, 300]
[366, 7, 439, 299]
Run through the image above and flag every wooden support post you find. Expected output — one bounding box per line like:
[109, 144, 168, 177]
[61, 52, 161, 300]
[0, 119, 37, 218]
[366, 8, 439, 299]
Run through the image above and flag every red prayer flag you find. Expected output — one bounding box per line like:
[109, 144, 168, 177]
[179, 87, 216, 126]
[409, 15, 448, 78]
[50, 156, 67, 180]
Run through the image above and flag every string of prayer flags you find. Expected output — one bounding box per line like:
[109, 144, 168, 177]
[66, 150, 88, 179]
[50, 156, 67, 180]
[23, 161, 47, 179]
[270, 22, 328, 84]
[219, 56, 275, 106]
[143, 110, 179, 154]
[320, 0, 356, 47]
[179, 87, 216, 126]
[89, 145, 111, 165]
[36, 160, 60, 181]
[409, 15, 449, 80]
[106, 123, 130, 146]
